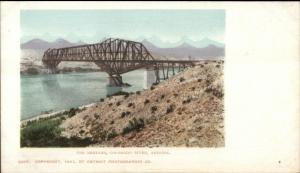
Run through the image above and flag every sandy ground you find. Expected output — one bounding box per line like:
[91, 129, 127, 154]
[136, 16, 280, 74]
[59, 60, 224, 147]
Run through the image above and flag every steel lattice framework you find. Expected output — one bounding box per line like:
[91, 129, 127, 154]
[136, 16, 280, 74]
[42, 38, 198, 85]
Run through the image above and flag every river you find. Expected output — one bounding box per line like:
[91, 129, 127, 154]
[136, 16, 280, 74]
[21, 70, 150, 120]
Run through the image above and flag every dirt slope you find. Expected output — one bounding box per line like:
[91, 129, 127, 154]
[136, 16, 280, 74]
[60, 60, 224, 147]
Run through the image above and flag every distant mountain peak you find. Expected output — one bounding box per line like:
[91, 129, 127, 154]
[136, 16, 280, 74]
[176, 42, 195, 48]
[142, 39, 157, 49]
[22, 38, 77, 50]
[54, 38, 70, 43]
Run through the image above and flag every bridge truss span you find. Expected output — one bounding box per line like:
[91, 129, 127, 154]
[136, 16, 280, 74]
[42, 38, 197, 86]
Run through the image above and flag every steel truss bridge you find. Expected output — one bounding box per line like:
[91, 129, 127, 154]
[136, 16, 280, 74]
[42, 38, 200, 86]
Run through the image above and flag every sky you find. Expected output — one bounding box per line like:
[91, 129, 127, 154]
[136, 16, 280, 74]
[21, 10, 225, 45]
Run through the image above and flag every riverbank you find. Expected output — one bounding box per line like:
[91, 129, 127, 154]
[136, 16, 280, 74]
[21, 60, 224, 147]
[21, 103, 95, 127]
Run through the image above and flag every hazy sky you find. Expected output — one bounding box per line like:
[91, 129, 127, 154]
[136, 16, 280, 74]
[21, 10, 225, 44]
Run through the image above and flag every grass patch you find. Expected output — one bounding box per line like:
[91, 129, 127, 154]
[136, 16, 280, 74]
[67, 107, 81, 118]
[21, 118, 93, 147]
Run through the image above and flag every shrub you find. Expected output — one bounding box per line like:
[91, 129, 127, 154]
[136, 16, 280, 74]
[116, 101, 121, 106]
[206, 87, 224, 98]
[94, 113, 100, 119]
[173, 93, 178, 97]
[136, 91, 141, 95]
[191, 87, 195, 91]
[151, 106, 158, 113]
[179, 77, 185, 82]
[128, 103, 134, 107]
[110, 120, 114, 125]
[144, 99, 150, 105]
[150, 86, 155, 90]
[122, 117, 145, 135]
[197, 79, 202, 82]
[108, 103, 113, 107]
[100, 98, 104, 102]
[216, 64, 220, 68]
[182, 98, 192, 104]
[161, 95, 165, 99]
[166, 104, 175, 114]
[121, 111, 131, 118]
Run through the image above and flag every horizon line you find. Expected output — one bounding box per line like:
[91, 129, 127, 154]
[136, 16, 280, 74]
[21, 36, 225, 46]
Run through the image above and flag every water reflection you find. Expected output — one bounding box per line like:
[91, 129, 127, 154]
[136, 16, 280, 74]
[106, 86, 123, 96]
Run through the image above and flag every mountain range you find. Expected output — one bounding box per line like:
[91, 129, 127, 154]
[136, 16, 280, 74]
[21, 38, 225, 59]
[21, 38, 86, 50]
[136, 36, 225, 48]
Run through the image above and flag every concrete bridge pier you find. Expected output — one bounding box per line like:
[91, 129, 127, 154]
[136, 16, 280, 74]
[144, 69, 157, 89]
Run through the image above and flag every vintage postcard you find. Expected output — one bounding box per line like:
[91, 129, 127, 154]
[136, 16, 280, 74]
[20, 9, 225, 148]
[1, 1, 299, 173]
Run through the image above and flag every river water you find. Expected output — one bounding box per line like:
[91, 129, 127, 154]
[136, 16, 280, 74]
[21, 70, 150, 120]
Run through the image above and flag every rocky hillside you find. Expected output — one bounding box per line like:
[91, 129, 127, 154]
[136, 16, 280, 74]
[60, 60, 224, 147]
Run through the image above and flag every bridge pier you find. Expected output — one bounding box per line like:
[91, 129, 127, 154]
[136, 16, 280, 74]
[144, 69, 157, 89]
[46, 68, 58, 74]
[108, 75, 124, 87]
